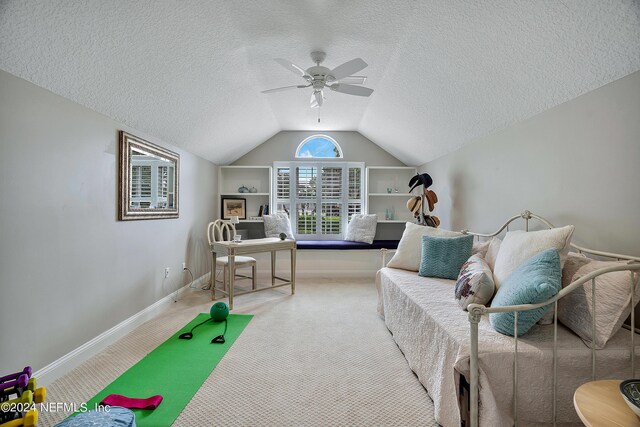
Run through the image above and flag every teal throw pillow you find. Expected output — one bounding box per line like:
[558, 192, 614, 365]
[418, 234, 474, 279]
[489, 249, 561, 336]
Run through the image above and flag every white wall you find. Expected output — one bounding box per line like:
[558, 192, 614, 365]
[0, 70, 218, 374]
[421, 71, 640, 256]
[232, 131, 406, 166]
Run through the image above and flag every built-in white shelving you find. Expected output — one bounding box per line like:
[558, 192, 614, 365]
[218, 166, 272, 220]
[365, 166, 418, 223]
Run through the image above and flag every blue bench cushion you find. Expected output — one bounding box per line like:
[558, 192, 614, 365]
[296, 240, 399, 250]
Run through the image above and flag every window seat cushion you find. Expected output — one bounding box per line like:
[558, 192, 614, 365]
[296, 240, 399, 250]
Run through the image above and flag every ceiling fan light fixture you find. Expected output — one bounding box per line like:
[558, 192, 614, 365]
[263, 51, 374, 109]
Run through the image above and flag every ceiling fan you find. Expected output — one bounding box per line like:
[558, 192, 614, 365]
[261, 51, 374, 108]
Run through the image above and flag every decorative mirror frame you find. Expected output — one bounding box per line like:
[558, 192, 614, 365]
[118, 131, 180, 220]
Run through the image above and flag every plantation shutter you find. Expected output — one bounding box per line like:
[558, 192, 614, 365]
[347, 166, 362, 220]
[157, 166, 167, 197]
[295, 166, 317, 235]
[131, 165, 152, 207]
[320, 166, 342, 235]
[273, 161, 363, 239]
[274, 166, 291, 216]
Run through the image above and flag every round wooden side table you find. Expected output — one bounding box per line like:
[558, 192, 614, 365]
[574, 380, 640, 426]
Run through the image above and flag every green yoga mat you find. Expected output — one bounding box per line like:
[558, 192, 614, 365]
[82, 313, 252, 426]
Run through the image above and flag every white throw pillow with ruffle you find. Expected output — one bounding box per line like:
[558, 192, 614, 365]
[345, 214, 378, 244]
[263, 213, 294, 240]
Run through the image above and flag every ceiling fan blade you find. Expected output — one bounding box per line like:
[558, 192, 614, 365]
[329, 83, 374, 97]
[261, 85, 308, 94]
[335, 75, 367, 85]
[329, 58, 368, 81]
[314, 90, 324, 107]
[274, 58, 311, 80]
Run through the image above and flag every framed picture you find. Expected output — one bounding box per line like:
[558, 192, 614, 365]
[221, 197, 246, 220]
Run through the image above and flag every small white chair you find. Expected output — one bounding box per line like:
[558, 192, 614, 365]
[207, 219, 257, 291]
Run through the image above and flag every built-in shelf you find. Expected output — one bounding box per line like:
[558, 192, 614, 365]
[240, 220, 265, 223]
[218, 166, 272, 220]
[366, 166, 417, 226]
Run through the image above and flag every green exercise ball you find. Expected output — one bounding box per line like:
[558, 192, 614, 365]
[210, 302, 229, 322]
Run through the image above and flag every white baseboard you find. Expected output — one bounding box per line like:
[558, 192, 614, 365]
[35, 273, 210, 386]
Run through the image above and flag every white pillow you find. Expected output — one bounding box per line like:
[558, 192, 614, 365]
[492, 225, 574, 289]
[387, 222, 461, 271]
[484, 237, 502, 271]
[471, 239, 491, 259]
[455, 255, 496, 310]
[263, 213, 294, 239]
[345, 214, 377, 244]
[558, 254, 640, 349]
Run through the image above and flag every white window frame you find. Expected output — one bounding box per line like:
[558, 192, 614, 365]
[295, 134, 343, 159]
[273, 161, 364, 240]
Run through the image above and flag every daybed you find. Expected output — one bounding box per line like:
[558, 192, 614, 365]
[376, 211, 640, 426]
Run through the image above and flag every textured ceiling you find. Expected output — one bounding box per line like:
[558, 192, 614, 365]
[1, 1, 639, 165]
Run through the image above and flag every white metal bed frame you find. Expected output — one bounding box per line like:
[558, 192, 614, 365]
[461, 211, 640, 426]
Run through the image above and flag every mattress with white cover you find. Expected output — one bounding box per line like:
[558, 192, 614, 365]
[376, 267, 638, 427]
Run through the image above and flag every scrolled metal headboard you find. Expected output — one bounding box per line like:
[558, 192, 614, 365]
[461, 210, 554, 237]
[466, 210, 640, 427]
[462, 210, 640, 263]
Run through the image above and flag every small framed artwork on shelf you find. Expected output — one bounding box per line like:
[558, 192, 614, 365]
[221, 197, 246, 220]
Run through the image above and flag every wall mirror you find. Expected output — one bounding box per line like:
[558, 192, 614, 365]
[118, 131, 179, 220]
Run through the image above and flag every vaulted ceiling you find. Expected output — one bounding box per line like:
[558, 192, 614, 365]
[1, 1, 638, 166]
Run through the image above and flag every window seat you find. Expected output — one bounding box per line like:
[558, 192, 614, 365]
[296, 240, 399, 250]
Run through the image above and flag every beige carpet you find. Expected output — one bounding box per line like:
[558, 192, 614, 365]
[40, 277, 438, 426]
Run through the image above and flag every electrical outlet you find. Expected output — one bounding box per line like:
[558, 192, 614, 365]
[182, 262, 186, 271]
[164, 267, 170, 278]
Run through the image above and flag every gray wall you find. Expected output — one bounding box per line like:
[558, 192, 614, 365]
[0, 70, 218, 373]
[232, 131, 406, 166]
[421, 71, 640, 256]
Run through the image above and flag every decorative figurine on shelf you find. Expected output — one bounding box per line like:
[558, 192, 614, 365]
[407, 172, 440, 227]
[238, 185, 249, 193]
[249, 186, 258, 193]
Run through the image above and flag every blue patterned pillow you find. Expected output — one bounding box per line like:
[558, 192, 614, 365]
[55, 407, 135, 426]
[418, 234, 474, 279]
[489, 249, 561, 336]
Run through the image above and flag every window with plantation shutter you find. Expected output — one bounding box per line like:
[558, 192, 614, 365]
[274, 167, 291, 216]
[131, 165, 152, 207]
[347, 167, 362, 220]
[158, 166, 168, 198]
[273, 161, 364, 240]
[130, 157, 173, 209]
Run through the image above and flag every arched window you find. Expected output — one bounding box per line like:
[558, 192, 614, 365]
[295, 135, 343, 159]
